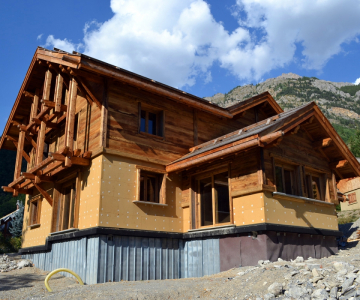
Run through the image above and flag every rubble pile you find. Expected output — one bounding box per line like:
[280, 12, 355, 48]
[236, 252, 360, 300]
[0, 254, 32, 273]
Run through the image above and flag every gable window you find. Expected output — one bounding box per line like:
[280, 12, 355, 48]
[138, 103, 164, 137]
[275, 164, 296, 195]
[135, 166, 166, 204]
[196, 169, 231, 227]
[29, 197, 42, 226]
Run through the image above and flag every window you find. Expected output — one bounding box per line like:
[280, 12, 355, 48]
[196, 170, 231, 227]
[29, 197, 42, 226]
[305, 173, 324, 200]
[138, 103, 164, 137]
[137, 168, 165, 204]
[275, 165, 296, 195]
[55, 179, 78, 231]
[348, 192, 357, 204]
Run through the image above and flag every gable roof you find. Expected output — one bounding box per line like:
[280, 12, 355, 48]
[166, 102, 360, 179]
[0, 47, 281, 150]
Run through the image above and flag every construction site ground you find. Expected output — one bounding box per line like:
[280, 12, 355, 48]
[1, 222, 360, 299]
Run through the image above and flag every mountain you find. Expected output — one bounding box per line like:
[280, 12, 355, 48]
[205, 73, 360, 148]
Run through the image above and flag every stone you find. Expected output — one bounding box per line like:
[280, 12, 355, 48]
[307, 264, 321, 270]
[258, 260, 264, 266]
[337, 269, 348, 276]
[278, 258, 284, 262]
[17, 260, 31, 268]
[329, 286, 338, 298]
[284, 271, 299, 280]
[311, 288, 329, 299]
[263, 260, 271, 265]
[312, 268, 320, 277]
[341, 277, 355, 291]
[286, 285, 308, 299]
[263, 293, 275, 300]
[268, 282, 283, 296]
[293, 256, 304, 263]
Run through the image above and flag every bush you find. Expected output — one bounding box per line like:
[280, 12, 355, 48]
[10, 237, 22, 252]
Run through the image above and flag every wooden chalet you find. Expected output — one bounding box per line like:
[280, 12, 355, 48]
[1, 47, 359, 283]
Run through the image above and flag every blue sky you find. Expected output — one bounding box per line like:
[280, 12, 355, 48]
[1, 0, 360, 133]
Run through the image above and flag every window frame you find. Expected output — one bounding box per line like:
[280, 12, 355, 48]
[135, 166, 167, 205]
[304, 170, 326, 201]
[52, 172, 81, 233]
[194, 165, 232, 229]
[138, 102, 165, 138]
[29, 196, 42, 226]
[274, 162, 298, 196]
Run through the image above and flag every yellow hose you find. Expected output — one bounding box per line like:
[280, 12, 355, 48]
[44, 268, 84, 292]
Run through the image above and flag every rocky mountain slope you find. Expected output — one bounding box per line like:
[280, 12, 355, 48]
[205, 73, 360, 146]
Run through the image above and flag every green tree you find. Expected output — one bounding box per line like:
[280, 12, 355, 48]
[349, 130, 360, 157]
[9, 201, 24, 237]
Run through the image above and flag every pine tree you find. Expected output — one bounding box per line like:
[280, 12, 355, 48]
[9, 200, 24, 237]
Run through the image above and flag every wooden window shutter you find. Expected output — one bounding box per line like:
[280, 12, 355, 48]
[349, 192, 357, 204]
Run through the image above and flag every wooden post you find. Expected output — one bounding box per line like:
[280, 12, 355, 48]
[36, 121, 46, 166]
[100, 78, 108, 148]
[14, 130, 25, 181]
[32, 88, 40, 119]
[331, 171, 337, 203]
[43, 70, 52, 101]
[64, 77, 78, 167]
[54, 73, 64, 113]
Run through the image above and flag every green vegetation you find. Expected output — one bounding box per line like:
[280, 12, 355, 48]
[0, 232, 22, 253]
[340, 84, 360, 96]
[0, 149, 26, 218]
[337, 209, 360, 225]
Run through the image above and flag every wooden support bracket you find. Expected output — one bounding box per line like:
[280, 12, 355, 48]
[33, 182, 53, 206]
[313, 138, 332, 149]
[330, 159, 348, 169]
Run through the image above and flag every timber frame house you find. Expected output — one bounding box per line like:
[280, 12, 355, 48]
[1, 47, 360, 284]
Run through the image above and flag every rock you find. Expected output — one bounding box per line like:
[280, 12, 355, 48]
[329, 286, 338, 298]
[17, 260, 31, 268]
[258, 260, 264, 266]
[237, 272, 245, 276]
[284, 271, 299, 279]
[312, 268, 320, 277]
[267, 282, 283, 296]
[307, 263, 321, 270]
[263, 260, 271, 265]
[293, 256, 304, 263]
[286, 285, 308, 299]
[263, 293, 275, 300]
[337, 269, 348, 276]
[311, 288, 328, 299]
[341, 277, 355, 291]
[278, 258, 284, 262]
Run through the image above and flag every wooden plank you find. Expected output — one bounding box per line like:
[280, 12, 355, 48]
[73, 172, 81, 228]
[100, 78, 108, 147]
[8, 175, 25, 188]
[193, 109, 198, 146]
[71, 70, 102, 108]
[36, 120, 46, 165]
[41, 160, 63, 175]
[49, 152, 66, 161]
[70, 156, 90, 166]
[32, 88, 40, 119]
[33, 182, 53, 206]
[27, 156, 55, 174]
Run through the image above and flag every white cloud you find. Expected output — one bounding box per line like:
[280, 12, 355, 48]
[355, 78, 360, 85]
[44, 35, 76, 53]
[44, 0, 360, 88]
[37, 34, 43, 40]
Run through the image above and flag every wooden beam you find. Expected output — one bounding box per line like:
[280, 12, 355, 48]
[43, 69, 52, 101]
[330, 160, 349, 169]
[193, 110, 198, 146]
[99, 78, 108, 148]
[313, 138, 332, 149]
[49, 152, 90, 166]
[54, 73, 64, 113]
[36, 120, 46, 165]
[32, 118, 58, 129]
[64, 77, 77, 167]
[41, 100, 67, 112]
[25, 133, 37, 149]
[2, 186, 32, 195]
[82, 151, 92, 159]
[33, 183, 53, 206]
[6, 135, 30, 163]
[49, 152, 66, 161]
[41, 160, 63, 176]
[14, 131, 26, 179]
[27, 156, 55, 174]
[69, 68, 102, 108]
[23, 91, 34, 98]
[32, 88, 40, 120]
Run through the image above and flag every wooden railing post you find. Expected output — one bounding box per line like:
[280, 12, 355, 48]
[64, 77, 78, 167]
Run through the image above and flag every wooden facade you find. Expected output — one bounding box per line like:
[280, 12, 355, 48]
[2, 47, 360, 269]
